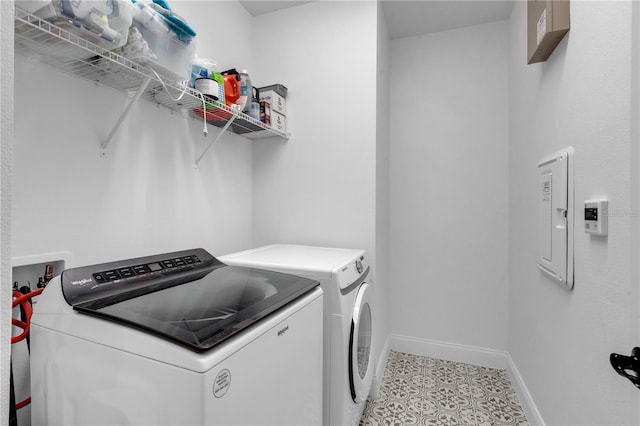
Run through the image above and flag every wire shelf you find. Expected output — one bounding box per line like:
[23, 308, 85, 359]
[144, 87, 280, 138]
[13, 7, 288, 143]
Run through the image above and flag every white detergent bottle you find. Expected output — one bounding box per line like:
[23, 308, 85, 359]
[238, 70, 252, 112]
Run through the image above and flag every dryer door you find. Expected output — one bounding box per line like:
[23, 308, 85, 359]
[349, 282, 374, 403]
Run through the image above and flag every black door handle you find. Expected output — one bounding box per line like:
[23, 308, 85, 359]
[610, 347, 640, 389]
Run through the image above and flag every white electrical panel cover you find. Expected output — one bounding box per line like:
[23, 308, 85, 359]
[537, 147, 574, 289]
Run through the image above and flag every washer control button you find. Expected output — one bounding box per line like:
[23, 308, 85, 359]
[133, 265, 148, 275]
[355, 260, 363, 274]
[104, 270, 120, 281]
[118, 267, 135, 278]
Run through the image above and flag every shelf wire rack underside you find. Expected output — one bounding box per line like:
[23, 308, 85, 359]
[15, 9, 154, 92]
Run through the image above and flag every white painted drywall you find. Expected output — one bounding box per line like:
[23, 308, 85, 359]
[12, 1, 255, 268]
[250, 0, 377, 253]
[375, 0, 391, 379]
[178, 1, 255, 75]
[389, 21, 509, 352]
[1, 2, 14, 424]
[249, 0, 387, 382]
[633, 0, 640, 384]
[508, 1, 639, 424]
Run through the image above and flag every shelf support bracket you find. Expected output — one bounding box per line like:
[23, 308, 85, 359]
[194, 116, 236, 166]
[101, 77, 152, 157]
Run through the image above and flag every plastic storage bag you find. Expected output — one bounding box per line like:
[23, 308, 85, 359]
[129, 0, 197, 82]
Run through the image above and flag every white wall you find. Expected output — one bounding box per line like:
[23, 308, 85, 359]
[375, 0, 391, 374]
[389, 21, 509, 352]
[12, 1, 256, 267]
[249, 0, 391, 382]
[1, 2, 14, 423]
[250, 1, 378, 253]
[508, 1, 639, 425]
[179, 1, 255, 74]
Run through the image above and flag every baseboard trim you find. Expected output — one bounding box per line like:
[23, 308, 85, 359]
[507, 354, 545, 426]
[370, 336, 390, 397]
[389, 334, 508, 369]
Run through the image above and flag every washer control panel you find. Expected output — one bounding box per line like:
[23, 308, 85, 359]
[61, 248, 220, 306]
[92, 254, 202, 284]
[337, 254, 369, 291]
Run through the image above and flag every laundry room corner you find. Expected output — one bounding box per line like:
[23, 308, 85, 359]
[372, 0, 392, 398]
[248, 0, 392, 401]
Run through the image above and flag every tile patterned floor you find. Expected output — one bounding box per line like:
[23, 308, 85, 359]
[359, 351, 528, 426]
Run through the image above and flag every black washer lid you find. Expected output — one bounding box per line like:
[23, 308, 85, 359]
[61, 248, 319, 352]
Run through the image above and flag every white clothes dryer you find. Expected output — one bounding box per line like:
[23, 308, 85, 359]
[220, 245, 375, 426]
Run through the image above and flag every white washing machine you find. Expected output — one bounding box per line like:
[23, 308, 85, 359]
[220, 245, 375, 426]
[30, 248, 323, 426]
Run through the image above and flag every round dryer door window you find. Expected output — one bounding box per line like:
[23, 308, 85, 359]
[349, 282, 374, 403]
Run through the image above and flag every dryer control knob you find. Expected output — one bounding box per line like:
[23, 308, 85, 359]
[355, 260, 363, 274]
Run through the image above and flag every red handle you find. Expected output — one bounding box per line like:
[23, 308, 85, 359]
[11, 288, 43, 344]
[11, 288, 44, 410]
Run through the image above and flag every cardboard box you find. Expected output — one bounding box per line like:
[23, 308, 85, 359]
[527, 0, 570, 64]
[261, 90, 286, 116]
[260, 84, 288, 98]
[271, 111, 287, 134]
